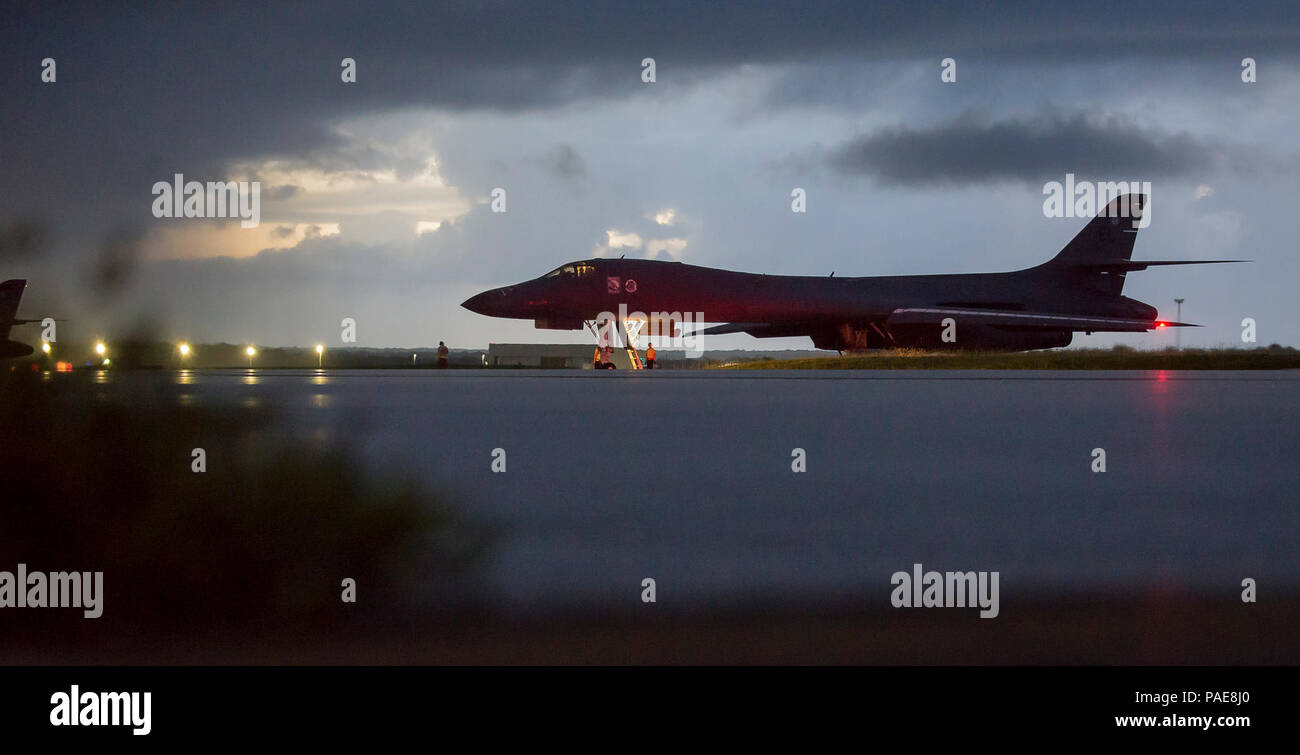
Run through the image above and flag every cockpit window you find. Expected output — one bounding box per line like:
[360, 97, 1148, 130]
[544, 263, 591, 278]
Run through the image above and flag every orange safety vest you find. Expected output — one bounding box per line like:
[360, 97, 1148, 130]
[646, 346, 656, 360]
[593, 348, 602, 363]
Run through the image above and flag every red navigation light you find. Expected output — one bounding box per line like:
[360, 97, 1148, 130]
[1156, 321, 1167, 329]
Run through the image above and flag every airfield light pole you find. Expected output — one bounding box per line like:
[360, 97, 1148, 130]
[315, 343, 324, 368]
[1174, 298, 1184, 349]
[246, 345, 256, 368]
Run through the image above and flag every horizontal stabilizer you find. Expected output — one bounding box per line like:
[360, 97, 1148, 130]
[889, 307, 1173, 333]
[1064, 259, 1248, 272]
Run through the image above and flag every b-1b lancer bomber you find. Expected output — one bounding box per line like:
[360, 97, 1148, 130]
[462, 195, 1242, 352]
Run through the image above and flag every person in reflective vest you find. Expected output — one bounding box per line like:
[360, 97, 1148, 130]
[593, 347, 602, 368]
[645, 343, 656, 369]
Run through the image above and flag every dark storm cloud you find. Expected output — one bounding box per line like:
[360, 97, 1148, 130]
[828, 111, 1215, 185]
[2, 0, 1293, 211]
[531, 144, 587, 180]
[5, 1, 1296, 140]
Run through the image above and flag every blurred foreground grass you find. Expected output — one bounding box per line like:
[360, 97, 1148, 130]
[0, 371, 494, 649]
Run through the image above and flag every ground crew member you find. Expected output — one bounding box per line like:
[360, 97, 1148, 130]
[437, 341, 449, 368]
[645, 342, 656, 369]
[593, 347, 602, 369]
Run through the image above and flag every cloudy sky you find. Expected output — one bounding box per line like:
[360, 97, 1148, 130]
[2, 1, 1298, 350]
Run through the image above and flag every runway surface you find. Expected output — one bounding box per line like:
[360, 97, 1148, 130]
[68, 368, 1300, 608]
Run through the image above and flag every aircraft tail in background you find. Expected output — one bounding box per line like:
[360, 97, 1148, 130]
[0, 279, 36, 359]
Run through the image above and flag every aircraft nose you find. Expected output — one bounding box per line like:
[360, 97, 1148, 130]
[461, 291, 489, 314]
[461, 287, 512, 316]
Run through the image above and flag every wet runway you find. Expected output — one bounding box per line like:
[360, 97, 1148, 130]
[64, 368, 1300, 608]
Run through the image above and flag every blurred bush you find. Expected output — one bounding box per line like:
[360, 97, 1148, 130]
[0, 372, 494, 647]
